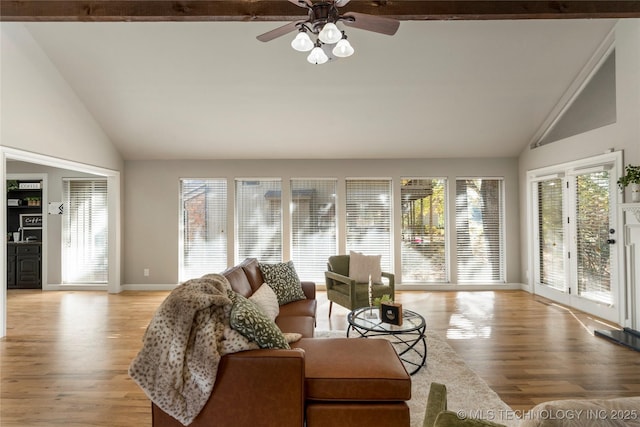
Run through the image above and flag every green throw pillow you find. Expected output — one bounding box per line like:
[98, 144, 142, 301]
[229, 294, 290, 349]
[259, 261, 306, 305]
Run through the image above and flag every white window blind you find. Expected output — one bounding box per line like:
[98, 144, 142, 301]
[179, 179, 227, 281]
[345, 179, 392, 271]
[401, 178, 447, 282]
[455, 178, 504, 283]
[575, 171, 612, 304]
[536, 178, 565, 291]
[62, 179, 108, 284]
[236, 179, 282, 263]
[290, 179, 337, 282]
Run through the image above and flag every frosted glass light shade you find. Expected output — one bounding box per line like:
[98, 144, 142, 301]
[291, 32, 314, 52]
[307, 46, 329, 65]
[332, 38, 354, 57]
[318, 23, 342, 44]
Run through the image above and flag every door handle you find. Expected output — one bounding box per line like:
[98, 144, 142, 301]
[607, 239, 616, 244]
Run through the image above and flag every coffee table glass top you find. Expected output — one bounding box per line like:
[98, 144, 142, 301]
[347, 306, 425, 333]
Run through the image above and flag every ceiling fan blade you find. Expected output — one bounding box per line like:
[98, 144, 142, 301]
[342, 12, 400, 36]
[257, 21, 301, 42]
[288, 0, 313, 7]
[334, 0, 351, 7]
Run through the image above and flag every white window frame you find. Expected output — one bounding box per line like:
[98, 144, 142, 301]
[400, 177, 449, 283]
[235, 178, 283, 263]
[178, 178, 228, 282]
[290, 178, 338, 282]
[345, 177, 393, 272]
[62, 178, 109, 285]
[455, 177, 506, 284]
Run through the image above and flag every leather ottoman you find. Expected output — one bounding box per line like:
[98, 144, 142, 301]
[292, 338, 411, 427]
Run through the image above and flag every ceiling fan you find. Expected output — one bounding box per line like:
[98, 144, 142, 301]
[256, 0, 400, 64]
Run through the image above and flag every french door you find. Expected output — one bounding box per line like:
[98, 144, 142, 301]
[531, 154, 622, 322]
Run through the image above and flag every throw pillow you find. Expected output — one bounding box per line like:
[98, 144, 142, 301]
[229, 294, 290, 349]
[283, 332, 302, 344]
[249, 283, 280, 321]
[349, 250, 382, 283]
[259, 261, 306, 305]
[221, 327, 260, 355]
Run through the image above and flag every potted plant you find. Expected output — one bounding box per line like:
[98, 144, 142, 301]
[372, 294, 393, 307]
[25, 197, 41, 207]
[617, 164, 640, 202]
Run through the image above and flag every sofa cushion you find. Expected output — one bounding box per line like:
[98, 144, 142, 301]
[292, 338, 411, 402]
[259, 261, 306, 305]
[278, 298, 317, 318]
[276, 315, 316, 338]
[221, 265, 253, 298]
[240, 258, 265, 293]
[249, 283, 280, 321]
[230, 294, 290, 349]
[349, 251, 382, 283]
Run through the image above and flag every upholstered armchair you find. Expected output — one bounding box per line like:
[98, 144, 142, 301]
[324, 254, 395, 317]
[423, 383, 506, 427]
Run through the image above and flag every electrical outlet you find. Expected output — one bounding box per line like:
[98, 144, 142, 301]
[144, 268, 150, 277]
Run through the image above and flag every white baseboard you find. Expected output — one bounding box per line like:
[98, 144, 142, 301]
[121, 284, 179, 291]
[319, 283, 526, 292]
[43, 284, 107, 291]
[395, 282, 525, 291]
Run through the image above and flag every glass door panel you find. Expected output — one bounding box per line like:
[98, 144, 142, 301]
[575, 171, 613, 305]
[537, 178, 566, 292]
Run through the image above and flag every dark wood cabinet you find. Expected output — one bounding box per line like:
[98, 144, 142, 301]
[7, 179, 43, 289]
[7, 243, 42, 289]
[7, 244, 16, 288]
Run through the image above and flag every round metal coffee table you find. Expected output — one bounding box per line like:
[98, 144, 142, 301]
[347, 306, 427, 375]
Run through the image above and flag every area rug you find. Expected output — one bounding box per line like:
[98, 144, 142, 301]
[316, 330, 519, 427]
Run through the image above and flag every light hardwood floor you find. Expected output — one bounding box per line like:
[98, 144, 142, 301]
[1, 289, 639, 426]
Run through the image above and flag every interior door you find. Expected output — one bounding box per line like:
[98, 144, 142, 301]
[533, 164, 619, 323]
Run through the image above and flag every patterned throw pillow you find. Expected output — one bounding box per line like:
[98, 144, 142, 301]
[249, 283, 280, 321]
[229, 294, 290, 349]
[259, 261, 306, 305]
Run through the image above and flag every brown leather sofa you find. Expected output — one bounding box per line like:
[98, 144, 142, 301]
[152, 258, 410, 427]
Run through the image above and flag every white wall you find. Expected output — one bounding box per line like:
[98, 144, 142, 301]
[0, 23, 123, 172]
[1, 23, 125, 336]
[518, 19, 640, 283]
[123, 157, 520, 286]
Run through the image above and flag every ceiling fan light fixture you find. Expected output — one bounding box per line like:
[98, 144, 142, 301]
[291, 30, 314, 52]
[332, 36, 354, 58]
[318, 22, 342, 44]
[307, 46, 329, 65]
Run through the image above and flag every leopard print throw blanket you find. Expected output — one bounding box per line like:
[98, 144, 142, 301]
[129, 274, 255, 426]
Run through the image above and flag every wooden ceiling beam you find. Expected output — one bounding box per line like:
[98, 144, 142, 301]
[2, 1, 639, 22]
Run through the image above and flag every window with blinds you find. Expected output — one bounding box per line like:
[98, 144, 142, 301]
[401, 178, 448, 282]
[179, 179, 227, 281]
[455, 178, 504, 283]
[537, 178, 565, 291]
[62, 179, 108, 284]
[575, 171, 612, 304]
[290, 179, 337, 282]
[236, 179, 282, 263]
[345, 179, 392, 271]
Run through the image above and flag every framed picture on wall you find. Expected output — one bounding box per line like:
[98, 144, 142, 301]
[19, 213, 43, 229]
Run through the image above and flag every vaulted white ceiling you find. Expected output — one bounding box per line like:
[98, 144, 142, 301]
[23, 19, 616, 160]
